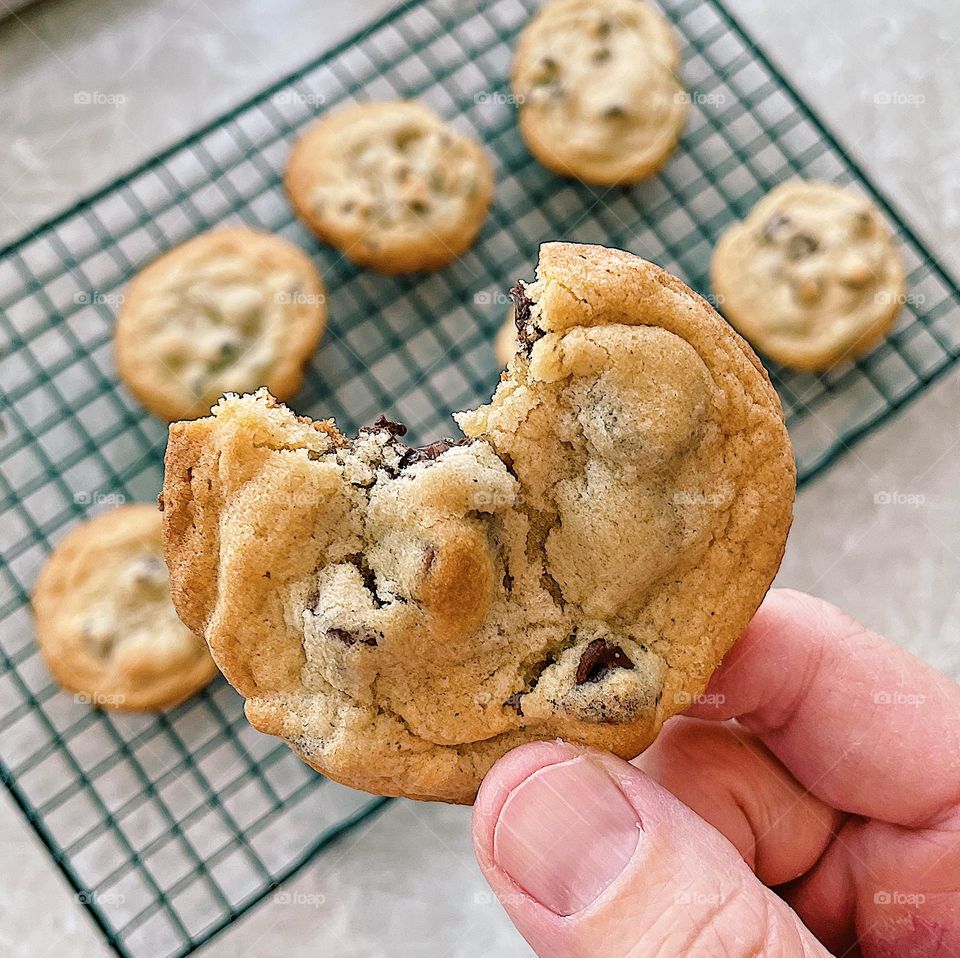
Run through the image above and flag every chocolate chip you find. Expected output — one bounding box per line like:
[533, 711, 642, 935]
[786, 234, 819, 260]
[603, 104, 628, 120]
[327, 627, 378, 648]
[534, 56, 559, 86]
[575, 639, 635, 685]
[504, 692, 524, 715]
[760, 213, 793, 243]
[361, 415, 408, 439]
[397, 437, 471, 469]
[510, 280, 544, 354]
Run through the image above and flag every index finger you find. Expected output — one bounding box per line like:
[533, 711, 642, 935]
[684, 588, 960, 826]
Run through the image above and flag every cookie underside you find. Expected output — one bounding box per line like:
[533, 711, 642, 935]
[162, 243, 795, 803]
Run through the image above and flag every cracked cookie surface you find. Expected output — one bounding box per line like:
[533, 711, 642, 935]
[116, 227, 326, 420]
[712, 180, 906, 371]
[161, 242, 794, 803]
[33, 504, 218, 711]
[284, 101, 494, 274]
[511, 0, 687, 185]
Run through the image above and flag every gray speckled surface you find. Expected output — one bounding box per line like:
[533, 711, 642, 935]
[1, 1, 958, 956]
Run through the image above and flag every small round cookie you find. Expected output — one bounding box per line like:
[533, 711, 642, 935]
[511, 0, 687, 185]
[285, 101, 494, 274]
[161, 243, 795, 803]
[116, 227, 326, 421]
[493, 305, 517, 366]
[33, 504, 218, 711]
[712, 181, 906, 371]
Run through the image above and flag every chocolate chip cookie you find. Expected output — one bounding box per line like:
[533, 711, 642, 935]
[161, 242, 794, 803]
[116, 227, 327, 420]
[712, 180, 906, 371]
[511, 0, 687, 185]
[33, 504, 218, 711]
[284, 101, 494, 274]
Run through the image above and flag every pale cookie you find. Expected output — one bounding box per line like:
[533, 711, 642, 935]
[33, 504, 218, 712]
[161, 242, 794, 803]
[511, 0, 687, 185]
[116, 227, 326, 420]
[712, 180, 906, 371]
[284, 101, 494, 274]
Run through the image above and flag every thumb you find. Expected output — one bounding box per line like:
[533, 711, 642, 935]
[473, 740, 831, 958]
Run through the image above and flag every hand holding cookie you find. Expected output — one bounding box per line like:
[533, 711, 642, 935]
[474, 589, 960, 958]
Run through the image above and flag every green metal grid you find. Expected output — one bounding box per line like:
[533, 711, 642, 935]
[1, 0, 959, 955]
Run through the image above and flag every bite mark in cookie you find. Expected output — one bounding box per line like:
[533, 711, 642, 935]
[161, 242, 795, 803]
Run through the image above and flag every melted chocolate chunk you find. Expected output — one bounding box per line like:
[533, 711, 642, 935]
[760, 213, 793, 243]
[786, 233, 819, 260]
[397, 438, 471, 469]
[327, 627, 378, 648]
[510, 280, 544, 354]
[575, 639, 636, 685]
[504, 692, 524, 715]
[361, 415, 408, 439]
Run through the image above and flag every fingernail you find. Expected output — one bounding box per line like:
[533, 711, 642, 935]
[492, 755, 641, 916]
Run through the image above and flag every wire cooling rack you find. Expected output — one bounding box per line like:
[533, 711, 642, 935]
[2, 0, 959, 955]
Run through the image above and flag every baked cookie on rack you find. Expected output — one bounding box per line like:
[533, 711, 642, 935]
[160, 242, 794, 803]
[511, 0, 687, 185]
[33, 504, 218, 711]
[284, 101, 494, 274]
[116, 227, 326, 421]
[712, 180, 906, 371]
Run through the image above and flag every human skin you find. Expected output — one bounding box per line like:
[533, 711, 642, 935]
[473, 589, 960, 957]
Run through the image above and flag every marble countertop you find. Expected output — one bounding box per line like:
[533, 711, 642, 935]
[1, 1, 958, 955]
